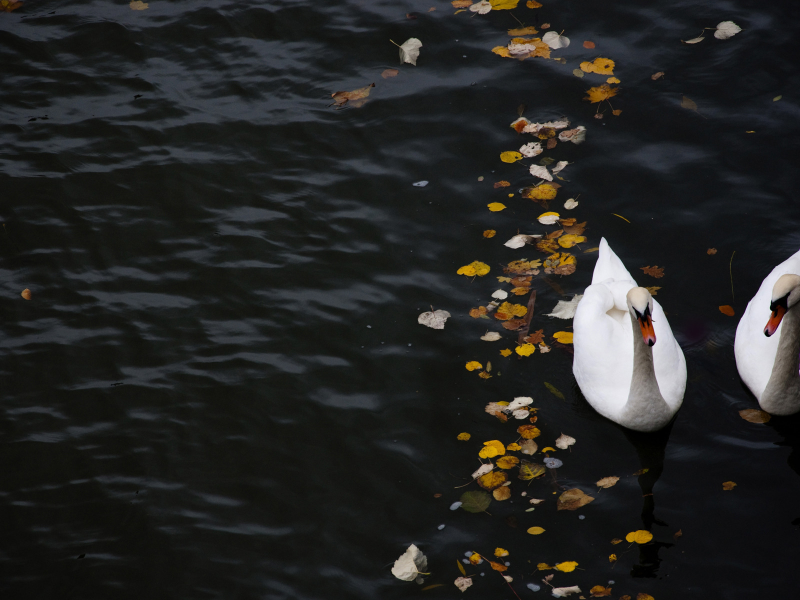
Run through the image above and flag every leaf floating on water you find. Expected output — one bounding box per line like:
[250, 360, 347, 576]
[472, 463, 494, 479]
[774, 95, 782, 102]
[481, 331, 502, 341]
[526, 0, 542, 6]
[458, 261, 491, 276]
[392, 544, 428, 581]
[552, 586, 582, 598]
[21, 288, 31, 300]
[583, 40, 595, 49]
[553, 331, 573, 344]
[500, 151, 524, 163]
[500, 348, 512, 357]
[527, 526, 546, 535]
[470, 0, 492, 13]
[555, 561, 578, 573]
[625, 530, 653, 544]
[518, 424, 541, 439]
[641, 265, 664, 278]
[493, 486, 512, 500]
[413, 180, 429, 187]
[585, 84, 619, 104]
[418, 309, 451, 329]
[496, 455, 520, 469]
[557, 488, 595, 510]
[596, 476, 619, 488]
[722, 481, 737, 491]
[488, 202, 506, 212]
[681, 96, 698, 113]
[331, 83, 375, 108]
[542, 31, 570, 49]
[543, 457, 563, 469]
[555, 434, 576, 449]
[520, 439, 538, 455]
[465, 361, 482, 371]
[652, 71, 665, 80]
[572, 69, 585, 78]
[545, 382, 565, 399]
[714, 20, 742, 39]
[460, 490, 492, 512]
[719, 305, 735, 316]
[591, 585, 613, 597]
[129, 0, 148, 9]
[399, 38, 423, 65]
[515, 343, 536, 356]
[454, 577, 472, 592]
[457, 432, 471, 441]
[451, 0, 472, 6]
[739, 408, 771, 423]
[457, 560, 467, 576]
[382, 69, 400, 79]
[483, 229, 497, 238]
[504, 234, 539, 249]
[645, 286, 661, 296]
[538, 211, 561, 225]
[518, 460, 546, 480]
[682, 35, 705, 44]
[508, 26, 539, 36]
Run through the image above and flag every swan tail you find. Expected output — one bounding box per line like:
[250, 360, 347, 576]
[592, 237, 637, 285]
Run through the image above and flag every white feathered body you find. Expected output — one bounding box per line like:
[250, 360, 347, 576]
[573, 239, 686, 430]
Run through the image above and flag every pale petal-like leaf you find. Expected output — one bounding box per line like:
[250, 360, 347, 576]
[529, 165, 553, 181]
[399, 38, 423, 65]
[519, 141, 543, 157]
[542, 31, 570, 49]
[469, 0, 491, 13]
[392, 544, 428, 581]
[714, 21, 741, 39]
[481, 332, 502, 341]
[418, 309, 451, 329]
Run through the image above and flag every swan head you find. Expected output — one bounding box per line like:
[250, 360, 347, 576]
[765, 274, 800, 337]
[627, 287, 656, 347]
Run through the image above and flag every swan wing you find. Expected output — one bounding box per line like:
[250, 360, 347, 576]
[735, 247, 800, 400]
[592, 237, 637, 285]
[651, 297, 687, 409]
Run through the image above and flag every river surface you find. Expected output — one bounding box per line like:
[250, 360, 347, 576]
[2, 0, 799, 598]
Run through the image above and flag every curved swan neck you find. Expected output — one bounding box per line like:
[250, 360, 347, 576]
[761, 306, 800, 414]
[621, 311, 672, 430]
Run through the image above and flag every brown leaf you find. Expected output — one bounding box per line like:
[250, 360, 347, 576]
[21, 288, 31, 300]
[469, 306, 488, 318]
[590, 586, 612, 597]
[537, 239, 560, 253]
[517, 424, 541, 439]
[673, 529, 683, 541]
[645, 286, 661, 296]
[719, 305, 735, 316]
[524, 329, 545, 344]
[557, 488, 595, 511]
[722, 481, 737, 491]
[558, 218, 576, 226]
[510, 276, 532, 286]
[596, 476, 619, 489]
[681, 96, 698, 112]
[485, 402, 509, 421]
[739, 408, 771, 423]
[541, 22, 550, 29]
[510, 287, 530, 296]
[562, 221, 586, 235]
[707, 248, 717, 255]
[502, 319, 527, 331]
[488, 560, 508, 572]
[433, 493, 442, 498]
[583, 40, 595, 49]
[551, 263, 576, 276]
[493, 486, 512, 501]
[640, 265, 664, 278]
[508, 26, 539, 36]
[451, 0, 472, 5]
[1, 0, 23, 11]
[494, 180, 511, 189]
[331, 83, 375, 107]
[381, 69, 399, 79]
[546, 229, 564, 240]
[546, 137, 557, 149]
[612, 109, 622, 116]
[651, 71, 664, 80]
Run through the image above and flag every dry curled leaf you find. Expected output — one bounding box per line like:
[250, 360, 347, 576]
[651, 71, 664, 80]
[454, 576, 473, 592]
[331, 83, 375, 108]
[640, 265, 664, 278]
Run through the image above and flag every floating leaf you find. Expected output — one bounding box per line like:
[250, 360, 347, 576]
[520, 440, 538, 455]
[515, 343, 536, 356]
[496, 455, 520, 469]
[500, 348, 512, 357]
[552, 586, 582, 598]
[21, 288, 31, 300]
[507, 442, 522, 451]
[542, 31, 570, 49]
[418, 309, 451, 329]
[609, 554, 617, 563]
[518, 461, 546, 480]
[382, 69, 399, 79]
[460, 490, 492, 512]
[553, 331, 574, 344]
[714, 20, 741, 39]
[331, 83, 375, 108]
[652, 71, 665, 80]
[526, 0, 542, 6]
[555, 434, 576, 449]
[590, 586, 613, 597]
[472, 464, 494, 479]
[583, 40, 595, 49]
[129, 0, 148, 9]
[481, 332, 502, 341]
[496, 302, 528, 320]
[739, 409, 771, 423]
[544, 457, 563, 469]
[681, 96, 698, 113]
[454, 576, 473, 592]
[458, 261, 491, 276]
[465, 361, 483, 371]
[544, 382, 565, 399]
[399, 38, 423, 65]
[625, 530, 653, 544]
[483, 229, 496, 238]
[490, 0, 520, 9]
[722, 481, 737, 491]
[636, 595, 655, 600]
[585, 84, 619, 103]
[524, 184, 558, 201]
[596, 476, 619, 488]
[527, 526, 546, 535]
[555, 561, 578, 573]
[479, 440, 506, 459]
[557, 488, 595, 510]
[457, 560, 467, 576]
[529, 164, 553, 181]
[546, 295, 583, 318]
[518, 425, 541, 439]
[392, 544, 428, 581]
[488, 202, 507, 212]
[558, 234, 586, 248]
[493, 486, 512, 500]
[682, 35, 705, 44]
[538, 211, 561, 225]
[719, 305, 735, 316]
[488, 559, 508, 572]
[641, 265, 664, 278]
[452, 0, 473, 6]
[580, 57, 615, 74]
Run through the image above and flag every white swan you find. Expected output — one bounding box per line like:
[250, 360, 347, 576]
[734, 248, 800, 415]
[573, 238, 687, 431]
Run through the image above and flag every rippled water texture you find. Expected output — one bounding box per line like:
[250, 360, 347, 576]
[2, 0, 800, 598]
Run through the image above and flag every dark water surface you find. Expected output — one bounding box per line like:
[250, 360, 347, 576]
[2, 0, 800, 598]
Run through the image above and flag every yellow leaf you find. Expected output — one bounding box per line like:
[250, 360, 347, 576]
[457, 432, 471, 441]
[497, 276, 512, 282]
[483, 229, 496, 238]
[541, 446, 555, 452]
[625, 530, 654, 544]
[585, 84, 619, 104]
[555, 561, 578, 573]
[496, 302, 528, 319]
[500, 151, 523, 163]
[637, 595, 655, 600]
[526, 0, 542, 6]
[469, 553, 482, 565]
[527, 526, 545, 535]
[488, 560, 508, 572]
[493, 486, 511, 500]
[478, 439, 506, 458]
[500, 348, 512, 357]
[517, 425, 541, 439]
[553, 332, 573, 344]
[490, 0, 520, 9]
[495, 547, 510, 557]
[609, 554, 617, 563]
[518, 460, 546, 480]
[488, 202, 507, 212]
[508, 26, 538, 35]
[558, 234, 587, 248]
[496, 455, 520, 469]
[723, 481, 737, 490]
[580, 57, 615, 74]
[478, 470, 508, 490]
[611, 538, 623, 545]
[478, 371, 492, 379]
[537, 563, 552, 570]
[465, 361, 483, 371]
[606, 76, 620, 84]
[457, 261, 490, 276]
[492, 46, 512, 58]
[515, 343, 536, 356]
[523, 184, 558, 200]
[506, 442, 521, 451]
[457, 560, 467, 576]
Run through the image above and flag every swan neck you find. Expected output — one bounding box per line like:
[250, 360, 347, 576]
[622, 311, 672, 430]
[762, 306, 800, 414]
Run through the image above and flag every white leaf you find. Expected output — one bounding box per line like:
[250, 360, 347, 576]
[519, 142, 543, 157]
[512, 409, 530, 420]
[715, 20, 741, 39]
[399, 38, 423, 65]
[537, 212, 560, 225]
[418, 309, 451, 329]
[683, 35, 705, 44]
[481, 332, 502, 341]
[529, 165, 553, 181]
[520, 439, 538, 455]
[529, 497, 545, 504]
[507, 396, 533, 411]
[492, 289, 508, 300]
[472, 463, 494, 479]
[391, 544, 428, 581]
[564, 198, 578, 210]
[543, 120, 570, 129]
[469, 0, 491, 14]
[504, 234, 539, 249]
[552, 586, 581, 597]
[542, 31, 570, 49]
[558, 126, 586, 144]
[551, 160, 569, 174]
[539, 343, 551, 353]
[503, 575, 514, 583]
[454, 577, 473, 592]
[522, 122, 544, 134]
[555, 433, 576, 449]
[545, 295, 583, 319]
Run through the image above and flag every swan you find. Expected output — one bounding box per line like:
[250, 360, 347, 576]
[573, 238, 687, 431]
[734, 248, 800, 415]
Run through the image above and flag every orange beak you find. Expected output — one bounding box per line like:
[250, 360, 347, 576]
[764, 305, 786, 337]
[639, 314, 656, 346]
